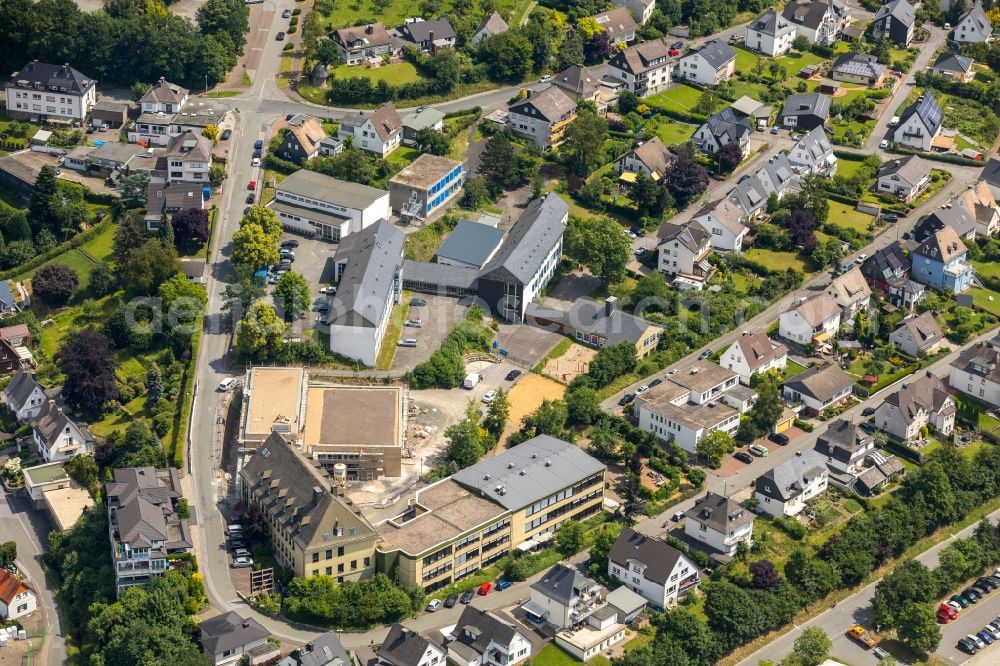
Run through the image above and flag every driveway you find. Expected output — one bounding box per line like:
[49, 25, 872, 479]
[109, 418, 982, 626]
[543, 270, 602, 311]
[390, 295, 470, 372]
[493, 322, 563, 369]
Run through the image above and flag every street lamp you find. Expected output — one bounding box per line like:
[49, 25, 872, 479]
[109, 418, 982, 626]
[205, 75, 208, 94]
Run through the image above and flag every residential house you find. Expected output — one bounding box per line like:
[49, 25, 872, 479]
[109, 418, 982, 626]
[448, 606, 532, 666]
[89, 99, 129, 129]
[683, 492, 754, 556]
[955, 1, 992, 43]
[278, 114, 334, 162]
[746, 9, 798, 56]
[890, 311, 944, 357]
[388, 154, 463, 221]
[875, 372, 955, 443]
[0, 280, 28, 314]
[397, 18, 456, 52]
[240, 433, 379, 579]
[32, 399, 93, 463]
[872, 0, 916, 46]
[107, 467, 192, 595]
[678, 40, 736, 86]
[0, 570, 37, 620]
[720, 330, 789, 384]
[787, 125, 837, 175]
[608, 527, 700, 608]
[814, 418, 874, 475]
[962, 180, 1000, 237]
[859, 242, 925, 310]
[3, 371, 47, 422]
[877, 155, 932, 202]
[781, 363, 855, 416]
[325, 220, 405, 366]
[780, 92, 831, 130]
[689, 198, 748, 251]
[131, 78, 188, 145]
[434, 220, 504, 270]
[913, 205, 977, 243]
[893, 93, 943, 151]
[0, 335, 31, 373]
[525, 297, 663, 358]
[854, 456, 906, 496]
[400, 107, 445, 146]
[615, 137, 673, 186]
[825, 267, 871, 323]
[614, 0, 656, 24]
[729, 95, 773, 130]
[911, 226, 974, 293]
[608, 40, 674, 97]
[198, 612, 275, 666]
[144, 182, 204, 232]
[778, 293, 842, 346]
[163, 130, 212, 183]
[929, 52, 976, 82]
[551, 64, 622, 108]
[656, 220, 714, 287]
[471, 12, 509, 45]
[0, 323, 31, 348]
[269, 169, 390, 242]
[331, 23, 394, 65]
[5, 61, 97, 123]
[950, 342, 1000, 407]
[781, 0, 851, 45]
[605, 587, 647, 625]
[727, 153, 799, 217]
[693, 107, 753, 157]
[507, 86, 577, 149]
[376, 435, 605, 591]
[339, 103, 402, 157]
[633, 361, 743, 452]
[831, 52, 887, 86]
[477, 193, 568, 323]
[373, 624, 446, 666]
[555, 607, 627, 663]
[754, 450, 829, 516]
[590, 8, 638, 46]
[278, 631, 350, 666]
[525, 564, 605, 629]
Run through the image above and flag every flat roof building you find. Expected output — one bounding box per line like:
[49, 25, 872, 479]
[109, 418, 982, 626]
[435, 220, 505, 270]
[388, 153, 464, 222]
[270, 169, 390, 242]
[376, 435, 606, 592]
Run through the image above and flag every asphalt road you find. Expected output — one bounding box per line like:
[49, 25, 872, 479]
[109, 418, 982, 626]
[0, 487, 66, 664]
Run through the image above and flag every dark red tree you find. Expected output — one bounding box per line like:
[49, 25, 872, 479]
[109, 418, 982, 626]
[32, 263, 79, 305]
[171, 208, 210, 247]
[665, 145, 710, 209]
[716, 143, 743, 173]
[787, 209, 819, 250]
[55, 329, 119, 413]
[749, 560, 780, 590]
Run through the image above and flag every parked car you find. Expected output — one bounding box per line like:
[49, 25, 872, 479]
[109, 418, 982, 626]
[243, 207, 252, 215]
[426, 599, 442, 612]
[254, 139, 264, 150]
[398, 338, 418, 347]
[634, 247, 645, 256]
[539, 75, 552, 82]
[405, 319, 423, 327]
[735, 451, 754, 464]
[649, 378, 663, 387]
[945, 600, 963, 612]
[979, 577, 999, 591]
[748, 444, 768, 457]
[221, 129, 232, 140]
[319, 286, 336, 294]
[444, 594, 458, 609]
[861, 407, 876, 417]
[281, 239, 299, 248]
[231, 556, 253, 568]
[671, 41, 683, 49]
[957, 637, 979, 655]
[671, 510, 685, 522]
[985, 624, 1000, 640]
[963, 587, 982, 602]
[280, 249, 295, 259]
[855, 254, 868, 264]
[248, 180, 256, 190]
[668, 48, 680, 56]
[276, 32, 285, 40]
[505, 369, 522, 381]
[879, 139, 889, 149]
[937, 611, 952, 624]
[952, 594, 971, 608]
[618, 393, 635, 406]
[233, 548, 251, 558]
[977, 630, 994, 645]
[281, 8, 291, 17]
[770, 125, 780, 134]
[496, 580, 513, 591]
[219, 378, 236, 392]
[246, 193, 255, 204]
[698, 349, 712, 360]
[482, 390, 497, 404]
[969, 633, 986, 649]
[971, 583, 990, 596]
[635, 384, 650, 394]
[938, 604, 958, 620]
[478, 582, 492, 595]
[768, 432, 789, 446]
[460, 589, 475, 604]
[860, 421, 877, 433]
[410, 298, 426, 306]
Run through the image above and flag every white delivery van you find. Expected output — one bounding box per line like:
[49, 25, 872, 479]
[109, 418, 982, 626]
[464, 373, 481, 389]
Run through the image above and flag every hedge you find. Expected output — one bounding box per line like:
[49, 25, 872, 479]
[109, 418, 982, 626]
[832, 149, 870, 161]
[885, 145, 982, 166]
[881, 438, 924, 464]
[444, 106, 480, 120]
[0, 218, 112, 281]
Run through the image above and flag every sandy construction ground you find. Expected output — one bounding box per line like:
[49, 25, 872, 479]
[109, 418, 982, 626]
[499, 373, 566, 444]
[542, 343, 595, 384]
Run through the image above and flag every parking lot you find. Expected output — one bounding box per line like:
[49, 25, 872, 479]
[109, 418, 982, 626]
[937, 583, 1000, 663]
[267, 231, 337, 327]
[390, 294, 471, 372]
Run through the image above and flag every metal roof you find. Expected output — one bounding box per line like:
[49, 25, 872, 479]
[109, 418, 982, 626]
[436, 220, 504, 267]
[479, 193, 568, 286]
[278, 169, 388, 211]
[327, 220, 404, 328]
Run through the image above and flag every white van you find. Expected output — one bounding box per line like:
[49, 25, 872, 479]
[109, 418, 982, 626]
[464, 373, 482, 389]
[219, 378, 236, 392]
[398, 338, 418, 347]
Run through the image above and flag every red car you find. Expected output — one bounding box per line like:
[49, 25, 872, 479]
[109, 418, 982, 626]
[938, 604, 958, 620]
[937, 610, 951, 624]
[248, 180, 256, 190]
[668, 48, 680, 57]
[478, 582, 492, 596]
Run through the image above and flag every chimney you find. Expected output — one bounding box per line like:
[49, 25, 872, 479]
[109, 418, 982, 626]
[312, 485, 324, 505]
[429, 30, 435, 43]
[242, 620, 250, 628]
[366, 24, 373, 34]
[304, 643, 313, 653]
[605, 296, 618, 316]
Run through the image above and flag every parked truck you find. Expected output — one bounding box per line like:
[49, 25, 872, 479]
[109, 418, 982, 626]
[846, 626, 877, 648]
[463, 373, 481, 389]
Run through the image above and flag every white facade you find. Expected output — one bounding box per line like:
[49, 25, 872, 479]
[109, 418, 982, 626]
[339, 118, 400, 157]
[950, 365, 1000, 408]
[5, 63, 96, 124]
[5, 383, 47, 422]
[720, 339, 788, 384]
[755, 471, 827, 517]
[778, 306, 841, 345]
[636, 402, 740, 451]
[877, 170, 930, 201]
[608, 551, 698, 608]
[692, 209, 747, 252]
[684, 510, 753, 556]
[0, 579, 37, 620]
[328, 286, 396, 368]
[746, 17, 797, 56]
[614, 0, 655, 24]
[678, 52, 735, 86]
[34, 418, 91, 463]
[893, 113, 938, 151]
[447, 632, 531, 666]
[956, 6, 992, 44]
[555, 621, 626, 663]
[656, 232, 711, 276]
[875, 394, 955, 443]
[782, 381, 852, 416]
[271, 181, 390, 242]
[166, 153, 209, 183]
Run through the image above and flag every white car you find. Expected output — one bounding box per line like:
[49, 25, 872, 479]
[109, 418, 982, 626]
[482, 390, 497, 404]
[635, 247, 645, 256]
[405, 319, 424, 328]
[635, 384, 650, 394]
[319, 286, 337, 294]
[879, 139, 889, 149]
[539, 75, 552, 82]
[855, 254, 868, 264]
[946, 600, 963, 612]
[219, 378, 236, 392]
[232, 556, 253, 568]
[251, 157, 261, 167]
[426, 599, 442, 612]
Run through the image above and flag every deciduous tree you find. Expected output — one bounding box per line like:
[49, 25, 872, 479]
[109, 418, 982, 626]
[235, 302, 286, 361]
[897, 603, 941, 656]
[274, 271, 310, 320]
[232, 222, 279, 268]
[564, 214, 632, 285]
[562, 105, 608, 177]
[56, 329, 119, 413]
[171, 208, 210, 248]
[32, 263, 79, 305]
[665, 144, 709, 209]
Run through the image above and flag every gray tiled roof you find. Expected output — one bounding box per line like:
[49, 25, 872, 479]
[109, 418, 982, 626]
[931, 52, 974, 74]
[899, 94, 943, 138]
[509, 86, 576, 123]
[875, 0, 915, 27]
[199, 612, 270, 656]
[281, 630, 350, 666]
[479, 193, 568, 286]
[450, 434, 605, 511]
[814, 418, 872, 464]
[782, 93, 831, 121]
[757, 450, 828, 502]
[107, 467, 188, 550]
[915, 226, 967, 264]
[328, 219, 404, 328]
[4, 371, 42, 412]
[783, 363, 853, 402]
[401, 106, 445, 132]
[563, 298, 661, 346]
[686, 492, 754, 534]
[703, 107, 753, 146]
[782, 0, 844, 30]
[400, 18, 456, 44]
[452, 607, 521, 657]
[688, 39, 736, 70]
[894, 312, 943, 353]
[609, 527, 687, 585]
[377, 624, 440, 666]
[860, 241, 909, 284]
[658, 220, 712, 253]
[474, 12, 509, 38]
[401, 260, 480, 291]
[278, 170, 388, 211]
[883, 371, 952, 426]
[878, 154, 930, 186]
[142, 78, 188, 104]
[7, 61, 94, 94]
[749, 9, 795, 36]
[531, 563, 596, 606]
[33, 399, 92, 450]
[951, 342, 1000, 383]
[436, 220, 504, 266]
[914, 207, 977, 242]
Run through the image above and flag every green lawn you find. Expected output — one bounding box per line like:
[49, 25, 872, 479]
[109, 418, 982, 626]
[835, 156, 870, 180]
[644, 116, 698, 146]
[782, 359, 808, 379]
[826, 199, 873, 236]
[533, 644, 588, 666]
[646, 84, 705, 115]
[775, 49, 826, 73]
[12, 223, 116, 295]
[321, 0, 524, 30]
[973, 260, 1000, 281]
[734, 46, 763, 73]
[327, 62, 424, 86]
[745, 248, 810, 273]
[970, 287, 1000, 317]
